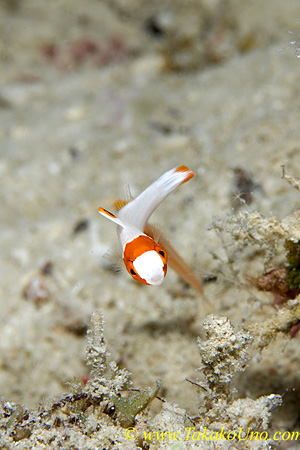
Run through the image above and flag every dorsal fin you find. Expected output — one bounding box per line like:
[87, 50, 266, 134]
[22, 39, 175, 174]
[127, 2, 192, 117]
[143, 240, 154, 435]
[113, 199, 128, 211]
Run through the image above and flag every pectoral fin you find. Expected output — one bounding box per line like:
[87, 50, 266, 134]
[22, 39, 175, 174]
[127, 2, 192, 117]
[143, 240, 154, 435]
[145, 223, 208, 302]
[98, 207, 125, 228]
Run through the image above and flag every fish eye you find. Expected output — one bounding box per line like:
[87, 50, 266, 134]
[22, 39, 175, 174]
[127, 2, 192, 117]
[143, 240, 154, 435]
[130, 268, 136, 275]
[158, 250, 165, 257]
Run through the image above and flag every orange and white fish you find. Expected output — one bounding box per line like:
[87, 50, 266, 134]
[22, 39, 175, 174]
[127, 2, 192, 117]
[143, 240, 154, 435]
[98, 165, 205, 296]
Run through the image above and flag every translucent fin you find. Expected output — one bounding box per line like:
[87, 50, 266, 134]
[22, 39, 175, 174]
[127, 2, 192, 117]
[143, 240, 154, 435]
[114, 199, 128, 211]
[145, 223, 209, 303]
[102, 246, 123, 272]
[113, 185, 133, 211]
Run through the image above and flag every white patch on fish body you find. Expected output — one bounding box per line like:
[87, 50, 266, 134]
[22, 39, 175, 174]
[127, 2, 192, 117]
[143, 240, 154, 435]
[133, 250, 165, 285]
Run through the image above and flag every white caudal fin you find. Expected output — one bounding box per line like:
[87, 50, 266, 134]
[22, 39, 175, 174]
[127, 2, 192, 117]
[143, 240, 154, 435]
[117, 165, 194, 231]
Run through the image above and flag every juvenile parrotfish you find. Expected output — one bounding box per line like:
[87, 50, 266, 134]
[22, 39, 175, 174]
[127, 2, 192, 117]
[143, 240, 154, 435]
[98, 165, 205, 296]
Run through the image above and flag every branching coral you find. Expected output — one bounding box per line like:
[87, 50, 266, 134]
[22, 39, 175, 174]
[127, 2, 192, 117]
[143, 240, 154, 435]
[211, 209, 287, 267]
[211, 168, 300, 309]
[197, 315, 282, 446]
[0, 312, 162, 448]
[246, 297, 300, 350]
[85, 311, 131, 398]
[0, 308, 288, 449]
[198, 315, 251, 396]
[85, 312, 162, 427]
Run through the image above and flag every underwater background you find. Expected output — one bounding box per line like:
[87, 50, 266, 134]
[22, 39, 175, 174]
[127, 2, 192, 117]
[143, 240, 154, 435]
[1, 0, 300, 448]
